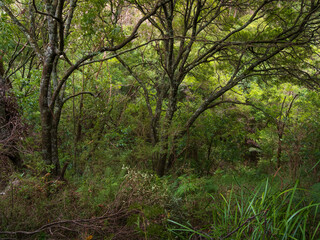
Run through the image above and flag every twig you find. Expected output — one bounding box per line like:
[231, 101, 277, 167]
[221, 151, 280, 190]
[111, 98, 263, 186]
[220, 210, 268, 239]
[0, 207, 139, 237]
[32, 0, 61, 22]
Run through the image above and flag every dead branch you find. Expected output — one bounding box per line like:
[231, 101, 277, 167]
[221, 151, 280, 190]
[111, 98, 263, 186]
[0, 206, 140, 238]
[220, 210, 269, 239]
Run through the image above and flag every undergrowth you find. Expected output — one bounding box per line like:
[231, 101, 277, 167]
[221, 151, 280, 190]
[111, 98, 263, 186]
[168, 179, 320, 239]
[0, 164, 319, 239]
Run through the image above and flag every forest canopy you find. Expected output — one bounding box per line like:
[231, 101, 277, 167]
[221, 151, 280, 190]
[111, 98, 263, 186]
[0, 0, 320, 239]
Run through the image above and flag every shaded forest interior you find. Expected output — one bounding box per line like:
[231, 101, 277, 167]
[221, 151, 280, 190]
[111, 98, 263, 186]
[1, 0, 320, 239]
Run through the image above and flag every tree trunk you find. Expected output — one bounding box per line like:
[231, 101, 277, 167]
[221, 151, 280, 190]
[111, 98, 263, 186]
[276, 134, 283, 169]
[51, 111, 62, 175]
[39, 35, 57, 166]
[156, 86, 178, 176]
[40, 66, 54, 165]
[51, 127, 60, 175]
[40, 109, 53, 166]
[157, 152, 167, 177]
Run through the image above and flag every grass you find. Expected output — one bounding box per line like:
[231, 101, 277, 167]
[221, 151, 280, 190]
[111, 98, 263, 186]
[167, 179, 320, 239]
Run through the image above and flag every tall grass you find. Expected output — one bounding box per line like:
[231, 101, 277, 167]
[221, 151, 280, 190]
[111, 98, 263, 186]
[168, 179, 320, 239]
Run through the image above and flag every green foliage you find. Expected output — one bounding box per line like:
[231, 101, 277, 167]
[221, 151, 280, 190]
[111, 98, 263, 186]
[0, 173, 71, 231]
[127, 204, 169, 239]
[1, 0, 320, 239]
[0, 13, 17, 54]
[75, 167, 125, 214]
[1, 159, 320, 239]
[168, 180, 320, 239]
[310, 183, 320, 203]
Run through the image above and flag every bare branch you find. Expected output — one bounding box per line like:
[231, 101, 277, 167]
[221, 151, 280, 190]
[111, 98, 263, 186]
[62, 91, 96, 105]
[79, 38, 165, 67]
[64, 0, 78, 38]
[0, 1, 43, 59]
[183, 42, 290, 132]
[4, 41, 27, 78]
[50, 0, 170, 111]
[32, 0, 61, 22]
[220, 211, 268, 239]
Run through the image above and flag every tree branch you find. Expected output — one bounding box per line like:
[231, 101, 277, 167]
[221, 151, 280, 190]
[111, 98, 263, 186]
[79, 38, 165, 67]
[49, 0, 169, 111]
[32, 0, 61, 22]
[62, 91, 96, 105]
[64, 0, 78, 38]
[0, 1, 43, 59]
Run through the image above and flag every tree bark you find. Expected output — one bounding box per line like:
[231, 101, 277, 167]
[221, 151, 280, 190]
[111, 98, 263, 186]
[39, 50, 56, 166]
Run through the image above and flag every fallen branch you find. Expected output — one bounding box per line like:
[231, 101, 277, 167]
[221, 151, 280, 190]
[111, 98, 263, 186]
[0, 207, 140, 238]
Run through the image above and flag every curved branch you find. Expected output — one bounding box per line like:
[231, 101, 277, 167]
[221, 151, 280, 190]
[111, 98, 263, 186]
[79, 38, 165, 67]
[50, 0, 170, 111]
[62, 91, 95, 105]
[32, 0, 61, 22]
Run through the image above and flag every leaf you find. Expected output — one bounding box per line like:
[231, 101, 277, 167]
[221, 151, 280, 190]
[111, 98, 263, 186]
[86, 235, 93, 240]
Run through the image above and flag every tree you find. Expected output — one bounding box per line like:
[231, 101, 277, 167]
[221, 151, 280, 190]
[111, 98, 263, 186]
[116, 0, 320, 176]
[0, 0, 167, 175]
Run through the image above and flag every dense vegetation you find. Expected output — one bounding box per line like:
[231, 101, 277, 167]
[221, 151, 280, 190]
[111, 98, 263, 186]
[0, 0, 320, 239]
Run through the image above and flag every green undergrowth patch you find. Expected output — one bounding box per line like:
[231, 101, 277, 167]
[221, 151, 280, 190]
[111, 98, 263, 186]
[167, 179, 320, 240]
[1, 164, 319, 239]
